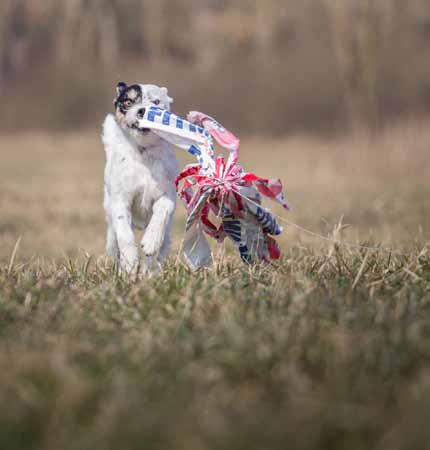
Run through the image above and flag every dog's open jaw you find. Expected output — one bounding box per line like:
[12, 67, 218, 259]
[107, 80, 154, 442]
[114, 81, 173, 149]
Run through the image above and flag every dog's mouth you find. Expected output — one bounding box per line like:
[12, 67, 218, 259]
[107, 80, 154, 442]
[131, 123, 151, 135]
[135, 107, 151, 134]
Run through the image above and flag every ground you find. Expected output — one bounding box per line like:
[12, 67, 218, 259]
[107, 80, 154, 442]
[0, 120, 429, 450]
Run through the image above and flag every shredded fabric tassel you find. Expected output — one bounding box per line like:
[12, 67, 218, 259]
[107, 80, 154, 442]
[133, 106, 289, 269]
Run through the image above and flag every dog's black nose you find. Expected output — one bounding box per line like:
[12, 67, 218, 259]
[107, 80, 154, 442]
[137, 107, 146, 119]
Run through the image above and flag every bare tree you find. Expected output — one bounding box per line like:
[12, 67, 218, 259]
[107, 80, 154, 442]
[0, 0, 15, 90]
[324, 0, 385, 130]
[255, 0, 275, 63]
[141, 0, 166, 60]
[56, 0, 119, 67]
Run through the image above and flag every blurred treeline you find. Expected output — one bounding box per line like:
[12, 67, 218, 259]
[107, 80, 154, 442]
[1, 0, 430, 133]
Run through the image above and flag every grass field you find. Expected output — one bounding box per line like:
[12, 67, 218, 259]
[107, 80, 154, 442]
[0, 120, 430, 449]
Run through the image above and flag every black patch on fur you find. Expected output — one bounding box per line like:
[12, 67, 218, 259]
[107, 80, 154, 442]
[116, 81, 127, 96]
[114, 84, 142, 114]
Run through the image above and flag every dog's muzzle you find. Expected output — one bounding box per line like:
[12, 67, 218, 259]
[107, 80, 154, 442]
[136, 108, 150, 133]
[126, 106, 151, 134]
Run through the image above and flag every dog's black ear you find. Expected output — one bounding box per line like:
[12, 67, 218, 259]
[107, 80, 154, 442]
[116, 82, 127, 97]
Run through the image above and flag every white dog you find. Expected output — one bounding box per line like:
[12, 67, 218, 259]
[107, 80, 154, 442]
[102, 82, 179, 274]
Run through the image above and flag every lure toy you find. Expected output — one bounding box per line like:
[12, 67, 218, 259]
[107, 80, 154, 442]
[133, 106, 289, 270]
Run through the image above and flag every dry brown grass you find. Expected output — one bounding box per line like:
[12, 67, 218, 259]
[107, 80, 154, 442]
[0, 121, 429, 450]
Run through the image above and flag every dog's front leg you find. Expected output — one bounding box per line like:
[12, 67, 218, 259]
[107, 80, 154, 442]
[111, 202, 139, 274]
[141, 195, 175, 258]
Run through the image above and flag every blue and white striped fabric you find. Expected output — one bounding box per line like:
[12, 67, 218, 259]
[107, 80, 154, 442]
[221, 208, 253, 264]
[249, 205, 282, 236]
[222, 202, 282, 264]
[135, 106, 216, 172]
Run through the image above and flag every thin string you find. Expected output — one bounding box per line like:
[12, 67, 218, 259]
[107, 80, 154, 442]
[207, 178, 424, 258]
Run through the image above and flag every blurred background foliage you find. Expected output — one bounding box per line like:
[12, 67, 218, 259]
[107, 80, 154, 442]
[0, 0, 430, 133]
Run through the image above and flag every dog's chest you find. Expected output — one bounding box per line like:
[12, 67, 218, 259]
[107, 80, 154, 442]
[135, 159, 160, 198]
[103, 115, 178, 227]
[127, 152, 167, 194]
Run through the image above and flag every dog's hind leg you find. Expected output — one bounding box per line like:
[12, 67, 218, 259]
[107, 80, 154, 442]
[157, 215, 173, 264]
[104, 187, 120, 264]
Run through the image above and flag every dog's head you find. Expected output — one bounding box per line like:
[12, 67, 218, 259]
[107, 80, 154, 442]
[114, 82, 173, 147]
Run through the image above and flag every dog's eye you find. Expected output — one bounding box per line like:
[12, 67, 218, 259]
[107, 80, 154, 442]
[153, 99, 160, 105]
[124, 99, 133, 107]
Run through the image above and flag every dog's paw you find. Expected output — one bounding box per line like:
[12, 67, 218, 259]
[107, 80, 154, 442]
[117, 244, 139, 276]
[141, 233, 162, 257]
[140, 255, 162, 277]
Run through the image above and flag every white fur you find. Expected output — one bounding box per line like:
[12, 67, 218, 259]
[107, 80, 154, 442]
[102, 84, 178, 274]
